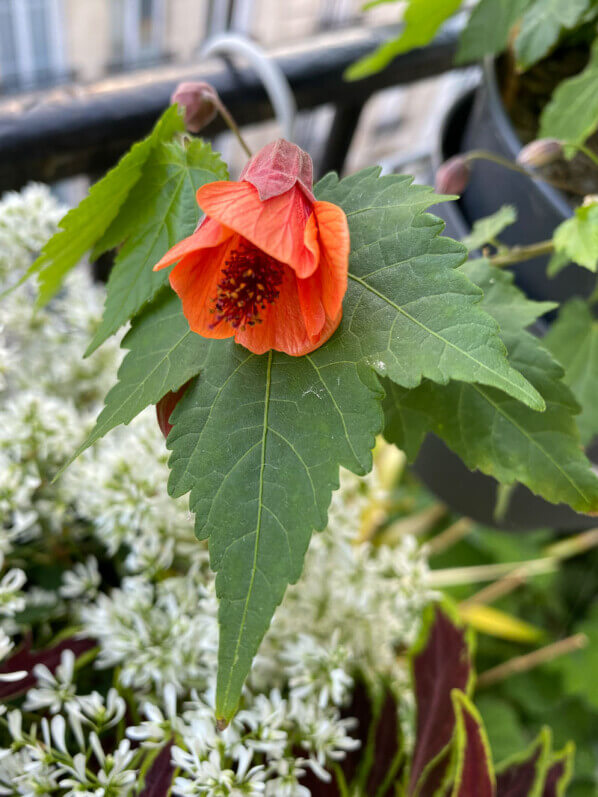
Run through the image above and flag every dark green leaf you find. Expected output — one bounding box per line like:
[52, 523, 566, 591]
[85, 139, 227, 355]
[544, 299, 598, 445]
[167, 344, 383, 721]
[22, 106, 184, 305]
[383, 260, 598, 513]
[315, 172, 544, 410]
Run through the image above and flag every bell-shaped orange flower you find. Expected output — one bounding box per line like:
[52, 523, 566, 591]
[153, 139, 350, 356]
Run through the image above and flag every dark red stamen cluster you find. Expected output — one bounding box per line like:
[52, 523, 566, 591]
[210, 241, 284, 330]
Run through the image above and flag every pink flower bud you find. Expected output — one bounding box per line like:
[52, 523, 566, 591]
[156, 382, 192, 439]
[171, 81, 219, 133]
[435, 156, 471, 195]
[240, 139, 315, 201]
[516, 138, 563, 168]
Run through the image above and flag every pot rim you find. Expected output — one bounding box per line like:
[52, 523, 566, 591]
[482, 55, 572, 220]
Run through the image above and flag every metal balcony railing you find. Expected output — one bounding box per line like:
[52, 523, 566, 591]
[0, 20, 467, 193]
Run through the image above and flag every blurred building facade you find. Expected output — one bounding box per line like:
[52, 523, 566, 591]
[0, 0, 399, 92]
[0, 0, 472, 190]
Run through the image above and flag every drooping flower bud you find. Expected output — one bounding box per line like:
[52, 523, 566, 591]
[156, 382, 192, 439]
[240, 139, 315, 201]
[435, 156, 471, 195]
[171, 81, 219, 133]
[516, 138, 563, 169]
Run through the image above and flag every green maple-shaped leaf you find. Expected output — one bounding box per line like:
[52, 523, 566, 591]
[85, 138, 227, 355]
[68, 169, 547, 722]
[21, 105, 184, 305]
[167, 344, 382, 721]
[315, 170, 543, 410]
[544, 299, 598, 445]
[383, 259, 598, 513]
[514, 0, 590, 69]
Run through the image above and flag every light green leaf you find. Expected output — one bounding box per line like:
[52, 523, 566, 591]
[22, 105, 184, 305]
[476, 696, 528, 765]
[539, 40, 598, 150]
[515, 0, 589, 69]
[462, 205, 517, 251]
[167, 345, 383, 721]
[57, 290, 213, 476]
[316, 171, 544, 410]
[85, 139, 227, 355]
[544, 299, 598, 444]
[346, 0, 463, 80]
[456, 0, 530, 64]
[384, 260, 598, 513]
[548, 604, 598, 709]
[552, 201, 598, 271]
[547, 249, 570, 277]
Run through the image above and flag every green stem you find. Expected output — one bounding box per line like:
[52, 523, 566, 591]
[488, 239, 554, 268]
[464, 150, 586, 196]
[574, 142, 598, 170]
[214, 98, 253, 159]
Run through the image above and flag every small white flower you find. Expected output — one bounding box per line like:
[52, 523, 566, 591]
[127, 684, 182, 746]
[0, 568, 26, 616]
[68, 688, 126, 733]
[24, 648, 77, 713]
[59, 556, 101, 600]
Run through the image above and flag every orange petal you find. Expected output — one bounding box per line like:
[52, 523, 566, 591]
[313, 201, 350, 319]
[296, 270, 325, 340]
[153, 217, 233, 271]
[235, 265, 341, 356]
[196, 181, 318, 276]
[168, 237, 238, 340]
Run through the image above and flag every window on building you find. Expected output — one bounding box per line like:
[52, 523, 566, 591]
[0, 0, 66, 92]
[111, 0, 166, 69]
[206, 0, 254, 37]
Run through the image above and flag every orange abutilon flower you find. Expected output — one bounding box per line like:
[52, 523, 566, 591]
[153, 139, 350, 356]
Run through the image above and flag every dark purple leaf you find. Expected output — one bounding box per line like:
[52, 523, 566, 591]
[0, 634, 96, 700]
[542, 744, 574, 797]
[408, 605, 472, 795]
[366, 688, 404, 796]
[451, 690, 495, 797]
[139, 742, 174, 796]
[496, 731, 550, 797]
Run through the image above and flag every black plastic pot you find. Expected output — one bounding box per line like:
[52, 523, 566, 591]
[460, 58, 595, 303]
[411, 72, 598, 532]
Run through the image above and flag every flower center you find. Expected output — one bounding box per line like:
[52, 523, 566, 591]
[210, 240, 284, 330]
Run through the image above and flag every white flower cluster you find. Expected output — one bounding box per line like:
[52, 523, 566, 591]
[0, 184, 434, 795]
